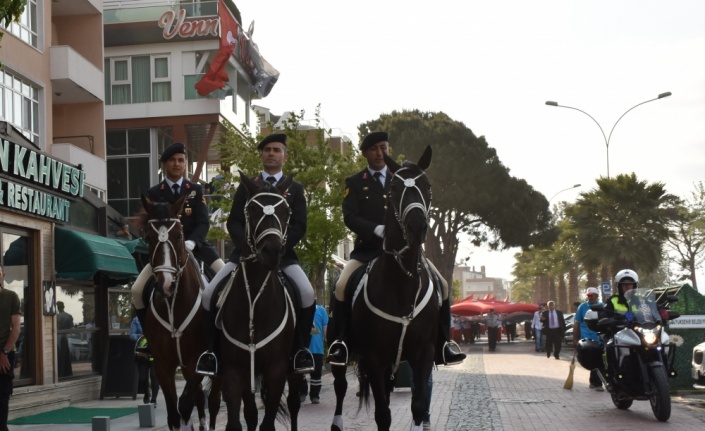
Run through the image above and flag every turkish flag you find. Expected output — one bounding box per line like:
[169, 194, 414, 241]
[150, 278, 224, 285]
[195, 0, 239, 96]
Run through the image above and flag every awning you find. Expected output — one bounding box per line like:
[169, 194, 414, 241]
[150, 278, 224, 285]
[117, 238, 149, 255]
[55, 228, 139, 282]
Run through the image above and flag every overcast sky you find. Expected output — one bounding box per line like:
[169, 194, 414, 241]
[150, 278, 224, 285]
[237, 0, 705, 291]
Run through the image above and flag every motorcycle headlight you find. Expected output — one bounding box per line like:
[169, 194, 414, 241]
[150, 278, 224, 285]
[639, 327, 659, 346]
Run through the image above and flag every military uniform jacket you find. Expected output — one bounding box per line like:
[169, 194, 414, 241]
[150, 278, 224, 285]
[226, 174, 307, 265]
[343, 168, 391, 262]
[146, 179, 210, 247]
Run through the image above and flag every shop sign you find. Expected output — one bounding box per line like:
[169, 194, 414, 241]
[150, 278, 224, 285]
[0, 136, 84, 223]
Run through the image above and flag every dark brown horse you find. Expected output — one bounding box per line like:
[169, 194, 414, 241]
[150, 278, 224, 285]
[139, 195, 222, 431]
[217, 173, 302, 431]
[330, 146, 439, 431]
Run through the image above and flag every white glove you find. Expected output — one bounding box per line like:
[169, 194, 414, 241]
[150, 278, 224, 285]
[185, 240, 196, 251]
[374, 225, 385, 238]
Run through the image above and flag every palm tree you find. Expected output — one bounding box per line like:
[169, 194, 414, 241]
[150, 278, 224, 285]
[564, 173, 679, 278]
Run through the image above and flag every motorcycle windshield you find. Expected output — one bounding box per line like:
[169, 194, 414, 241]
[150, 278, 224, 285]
[623, 288, 661, 325]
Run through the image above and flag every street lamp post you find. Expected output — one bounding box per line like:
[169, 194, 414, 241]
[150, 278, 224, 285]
[548, 183, 581, 205]
[545, 92, 671, 178]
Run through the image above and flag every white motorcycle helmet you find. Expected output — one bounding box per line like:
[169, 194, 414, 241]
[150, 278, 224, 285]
[614, 269, 639, 295]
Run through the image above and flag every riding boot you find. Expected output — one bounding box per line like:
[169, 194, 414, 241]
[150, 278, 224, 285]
[326, 298, 349, 366]
[134, 308, 150, 355]
[435, 298, 466, 366]
[196, 310, 220, 376]
[292, 304, 315, 375]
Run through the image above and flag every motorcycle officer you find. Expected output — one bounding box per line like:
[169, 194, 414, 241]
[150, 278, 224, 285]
[599, 269, 639, 387]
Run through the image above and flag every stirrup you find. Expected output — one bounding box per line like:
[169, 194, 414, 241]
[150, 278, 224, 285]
[293, 348, 315, 374]
[326, 340, 349, 366]
[196, 351, 218, 376]
[442, 340, 466, 366]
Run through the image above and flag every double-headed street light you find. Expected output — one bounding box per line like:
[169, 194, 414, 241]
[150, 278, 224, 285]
[545, 92, 672, 178]
[548, 183, 581, 205]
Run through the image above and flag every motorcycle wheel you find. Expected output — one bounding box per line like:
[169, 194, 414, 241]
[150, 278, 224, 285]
[648, 365, 671, 422]
[610, 392, 633, 410]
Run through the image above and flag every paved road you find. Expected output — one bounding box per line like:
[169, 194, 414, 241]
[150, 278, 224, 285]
[9, 340, 705, 430]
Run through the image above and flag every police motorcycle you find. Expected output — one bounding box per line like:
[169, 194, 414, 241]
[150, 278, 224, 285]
[577, 288, 680, 422]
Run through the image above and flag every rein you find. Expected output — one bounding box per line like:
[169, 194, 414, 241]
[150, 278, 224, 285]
[146, 217, 201, 368]
[384, 168, 430, 278]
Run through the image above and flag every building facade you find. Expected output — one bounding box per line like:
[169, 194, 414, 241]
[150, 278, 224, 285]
[453, 265, 509, 301]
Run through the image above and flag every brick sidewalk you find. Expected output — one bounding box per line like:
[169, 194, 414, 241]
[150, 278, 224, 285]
[9, 339, 705, 430]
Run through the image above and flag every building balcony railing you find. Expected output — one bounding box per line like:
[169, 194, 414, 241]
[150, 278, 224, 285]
[103, 0, 218, 24]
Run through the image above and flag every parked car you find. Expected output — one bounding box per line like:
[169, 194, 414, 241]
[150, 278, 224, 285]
[693, 341, 705, 389]
[563, 313, 575, 345]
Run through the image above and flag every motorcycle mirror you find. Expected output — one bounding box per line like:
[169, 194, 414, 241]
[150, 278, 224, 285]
[666, 295, 679, 303]
[590, 303, 605, 312]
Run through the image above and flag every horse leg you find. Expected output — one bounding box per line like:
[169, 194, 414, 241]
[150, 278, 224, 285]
[242, 389, 258, 430]
[331, 364, 348, 431]
[286, 374, 303, 431]
[177, 370, 202, 430]
[259, 368, 288, 431]
[222, 373, 244, 431]
[408, 356, 432, 431]
[207, 377, 223, 431]
[154, 365, 181, 430]
[366, 363, 392, 431]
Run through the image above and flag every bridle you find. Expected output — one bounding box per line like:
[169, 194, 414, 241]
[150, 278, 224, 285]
[241, 191, 291, 261]
[147, 217, 186, 284]
[384, 166, 431, 277]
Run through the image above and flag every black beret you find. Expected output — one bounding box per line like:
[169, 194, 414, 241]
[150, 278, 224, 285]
[160, 142, 186, 162]
[257, 133, 287, 150]
[360, 131, 388, 151]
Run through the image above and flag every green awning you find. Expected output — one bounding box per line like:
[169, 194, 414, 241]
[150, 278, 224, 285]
[55, 228, 139, 282]
[116, 238, 149, 255]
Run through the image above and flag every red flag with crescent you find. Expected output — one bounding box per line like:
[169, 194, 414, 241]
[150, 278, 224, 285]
[195, 0, 238, 96]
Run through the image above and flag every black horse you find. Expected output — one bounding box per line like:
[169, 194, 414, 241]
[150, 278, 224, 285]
[139, 195, 222, 431]
[217, 173, 303, 431]
[330, 146, 440, 431]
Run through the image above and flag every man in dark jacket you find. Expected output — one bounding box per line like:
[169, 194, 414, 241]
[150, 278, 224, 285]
[131, 142, 224, 337]
[326, 131, 465, 367]
[198, 133, 315, 375]
[541, 300, 566, 360]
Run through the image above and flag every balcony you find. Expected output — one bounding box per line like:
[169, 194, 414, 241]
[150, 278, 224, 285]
[51, 0, 101, 17]
[50, 46, 104, 104]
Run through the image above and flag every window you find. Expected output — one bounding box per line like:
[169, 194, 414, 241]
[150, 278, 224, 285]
[106, 129, 152, 217]
[55, 283, 100, 379]
[3, 0, 38, 48]
[1, 227, 36, 387]
[106, 55, 172, 105]
[0, 69, 40, 145]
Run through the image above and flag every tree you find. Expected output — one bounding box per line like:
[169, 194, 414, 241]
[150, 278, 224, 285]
[211, 108, 361, 303]
[0, 1, 25, 44]
[361, 110, 552, 287]
[564, 173, 679, 278]
[666, 182, 705, 290]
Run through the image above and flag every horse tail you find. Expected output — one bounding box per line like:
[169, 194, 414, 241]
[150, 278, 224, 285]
[356, 365, 371, 413]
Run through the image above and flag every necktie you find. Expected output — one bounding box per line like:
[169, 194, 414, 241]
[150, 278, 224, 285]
[551, 311, 556, 328]
[266, 176, 277, 185]
[373, 171, 383, 187]
[172, 183, 180, 196]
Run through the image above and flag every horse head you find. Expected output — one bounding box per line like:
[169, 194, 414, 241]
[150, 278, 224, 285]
[383, 146, 432, 248]
[239, 172, 293, 270]
[140, 194, 188, 298]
